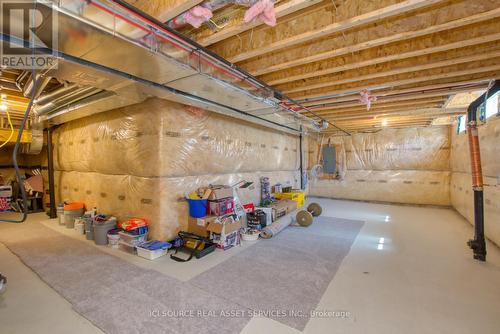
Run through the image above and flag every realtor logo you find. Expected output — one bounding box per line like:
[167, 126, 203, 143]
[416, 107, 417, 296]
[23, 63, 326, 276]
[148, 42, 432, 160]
[1, 0, 58, 69]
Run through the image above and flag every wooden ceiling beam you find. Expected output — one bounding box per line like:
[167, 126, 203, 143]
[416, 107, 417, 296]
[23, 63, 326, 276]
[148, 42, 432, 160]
[265, 31, 500, 86]
[310, 104, 444, 119]
[227, 0, 445, 63]
[310, 97, 446, 113]
[326, 108, 466, 121]
[194, 0, 324, 46]
[303, 79, 491, 106]
[250, 7, 500, 76]
[126, 0, 204, 22]
[293, 64, 500, 100]
[281, 50, 500, 94]
[309, 99, 445, 115]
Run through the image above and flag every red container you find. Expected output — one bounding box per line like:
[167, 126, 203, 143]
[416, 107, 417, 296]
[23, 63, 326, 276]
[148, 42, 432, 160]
[209, 198, 234, 216]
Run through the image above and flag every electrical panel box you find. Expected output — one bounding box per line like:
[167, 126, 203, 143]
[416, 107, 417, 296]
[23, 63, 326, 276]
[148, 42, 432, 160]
[322, 146, 337, 174]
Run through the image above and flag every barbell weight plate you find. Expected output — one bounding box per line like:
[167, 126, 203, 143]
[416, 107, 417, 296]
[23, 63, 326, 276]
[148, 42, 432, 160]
[296, 210, 313, 227]
[307, 202, 322, 217]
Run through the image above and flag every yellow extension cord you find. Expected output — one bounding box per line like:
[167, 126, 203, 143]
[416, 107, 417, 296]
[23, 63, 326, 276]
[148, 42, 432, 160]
[0, 109, 14, 149]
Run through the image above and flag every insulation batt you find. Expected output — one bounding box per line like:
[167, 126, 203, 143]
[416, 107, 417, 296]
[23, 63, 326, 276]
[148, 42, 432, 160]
[450, 116, 500, 246]
[168, 0, 276, 28]
[52, 98, 300, 240]
[308, 126, 452, 206]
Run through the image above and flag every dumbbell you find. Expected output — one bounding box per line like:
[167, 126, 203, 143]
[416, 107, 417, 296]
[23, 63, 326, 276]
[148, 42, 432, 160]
[296, 203, 322, 227]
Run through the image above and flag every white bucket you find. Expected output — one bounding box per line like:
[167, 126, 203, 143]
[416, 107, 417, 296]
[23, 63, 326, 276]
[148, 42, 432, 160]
[108, 233, 120, 248]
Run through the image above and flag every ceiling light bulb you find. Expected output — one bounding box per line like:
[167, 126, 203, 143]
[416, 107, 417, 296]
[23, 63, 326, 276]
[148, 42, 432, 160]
[0, 103, 8, 111]
[381, 119, 388, 127]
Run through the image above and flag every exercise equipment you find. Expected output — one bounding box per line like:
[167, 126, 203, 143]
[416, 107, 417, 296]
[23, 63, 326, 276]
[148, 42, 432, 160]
[296, 203, 322, 227]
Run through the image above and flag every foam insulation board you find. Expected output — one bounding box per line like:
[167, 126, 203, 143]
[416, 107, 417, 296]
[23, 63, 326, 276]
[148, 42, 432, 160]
[450, 116, 500, 246]
[51, 98, 301, 240]
[307, 126, 452, 206]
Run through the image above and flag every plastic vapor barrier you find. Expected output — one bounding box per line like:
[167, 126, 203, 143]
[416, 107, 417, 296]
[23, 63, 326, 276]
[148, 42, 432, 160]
[52, 98, 300, 240]
[308, 126, 452, 206]
[450, 117, 500, 246]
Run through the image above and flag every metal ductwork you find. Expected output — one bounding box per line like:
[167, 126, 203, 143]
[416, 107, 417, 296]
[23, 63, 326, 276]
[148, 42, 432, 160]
[34, 86, 104, 116]
[24, 75, 52, 99]
[0, 0, 324, 134]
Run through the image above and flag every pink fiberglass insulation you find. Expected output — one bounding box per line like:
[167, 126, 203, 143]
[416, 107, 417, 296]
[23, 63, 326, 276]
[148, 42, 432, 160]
[244, 0, 276, 26]
[358, 90, 377, 110]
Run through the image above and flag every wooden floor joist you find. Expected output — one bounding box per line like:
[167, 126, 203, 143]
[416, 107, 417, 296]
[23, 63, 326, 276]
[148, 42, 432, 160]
[227, 0, 446, 63]
[304, 80, 491, 106]
[310, 102, 445, 117]
[309, 97, 446, 113]
[249, 7, 500, 76]
[294, 65, 500, 100]
[325, 108, 466, 121]
[194, 0, 324, 46]
[0, 128, 31, 144]
[266, 32, 500, 86]
[281, 50, 500, 94]
[125, 0, 204, 22]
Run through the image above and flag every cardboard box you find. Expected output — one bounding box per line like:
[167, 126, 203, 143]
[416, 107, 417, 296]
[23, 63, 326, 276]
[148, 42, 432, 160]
[208, 186, 233, 200]
[187, 215, 219, 238]
[268, 199, 297, 222]
[207, 215, 241, 250]
[208, 197, 234, 216]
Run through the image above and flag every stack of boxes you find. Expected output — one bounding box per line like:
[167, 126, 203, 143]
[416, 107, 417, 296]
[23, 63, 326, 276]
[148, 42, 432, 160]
[188, 186, 241, 250]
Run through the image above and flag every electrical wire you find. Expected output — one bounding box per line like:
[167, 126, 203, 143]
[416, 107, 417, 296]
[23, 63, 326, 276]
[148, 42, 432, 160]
[0, 109, 14, 149]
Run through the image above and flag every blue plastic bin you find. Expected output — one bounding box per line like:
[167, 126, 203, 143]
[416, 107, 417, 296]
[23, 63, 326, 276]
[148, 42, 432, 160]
[187, 198, 208, 218]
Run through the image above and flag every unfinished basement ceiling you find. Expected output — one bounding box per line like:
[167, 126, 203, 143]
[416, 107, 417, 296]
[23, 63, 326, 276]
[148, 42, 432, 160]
[137, 0, 500, 134]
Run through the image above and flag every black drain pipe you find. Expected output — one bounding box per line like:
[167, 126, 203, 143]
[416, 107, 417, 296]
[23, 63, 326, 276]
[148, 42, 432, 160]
[466, 80, 499, 261]
[46, 126, 57, 219]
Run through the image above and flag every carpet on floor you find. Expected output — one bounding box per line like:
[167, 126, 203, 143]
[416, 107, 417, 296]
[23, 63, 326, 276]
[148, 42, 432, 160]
[0, 222, 250, 334]
[190, 216, 364, 330]
[0, 215, 363, 333]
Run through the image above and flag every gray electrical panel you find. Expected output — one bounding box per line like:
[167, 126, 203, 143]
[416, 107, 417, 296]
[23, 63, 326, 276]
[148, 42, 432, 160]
[322, 146, 337, 174]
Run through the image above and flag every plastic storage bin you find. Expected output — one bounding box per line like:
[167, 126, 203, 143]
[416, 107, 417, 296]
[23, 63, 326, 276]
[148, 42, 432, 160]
[94, 218, 117, 245]
[136, 244, 169, 260]
[107, 232, 120, 248]
[274, 190, 305, 208]
[118, 231, 148, 247]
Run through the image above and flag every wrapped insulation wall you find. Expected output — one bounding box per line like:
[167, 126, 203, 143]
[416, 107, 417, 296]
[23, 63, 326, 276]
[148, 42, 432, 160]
[52, 98, 300, 240]
[307, 127, 452, 206]
[450, 117, 500, 246]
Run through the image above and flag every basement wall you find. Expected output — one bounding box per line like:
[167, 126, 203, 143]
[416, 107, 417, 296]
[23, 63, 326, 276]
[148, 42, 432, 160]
[450, 117, 500, 246]
[307, 127, 451, 206]
[52, 98, 300, 240]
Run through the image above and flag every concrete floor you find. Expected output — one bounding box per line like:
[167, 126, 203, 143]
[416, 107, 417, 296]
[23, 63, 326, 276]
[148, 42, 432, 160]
[1, 198, 500, 334]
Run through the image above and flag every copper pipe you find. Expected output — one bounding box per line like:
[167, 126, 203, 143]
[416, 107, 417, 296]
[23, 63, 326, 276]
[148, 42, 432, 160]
[467, 120, 483, 190]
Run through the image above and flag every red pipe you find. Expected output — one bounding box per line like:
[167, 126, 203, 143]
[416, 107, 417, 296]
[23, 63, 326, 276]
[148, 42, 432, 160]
[81, 0, 306, 115]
